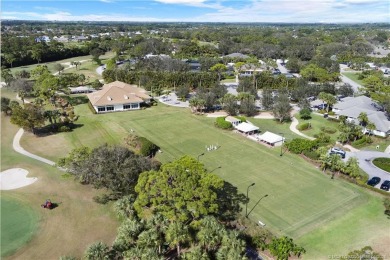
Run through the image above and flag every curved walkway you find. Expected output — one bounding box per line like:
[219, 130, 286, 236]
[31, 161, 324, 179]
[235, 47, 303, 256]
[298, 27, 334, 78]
[13, 128, 56, 166]
[289, 116, 315, 140]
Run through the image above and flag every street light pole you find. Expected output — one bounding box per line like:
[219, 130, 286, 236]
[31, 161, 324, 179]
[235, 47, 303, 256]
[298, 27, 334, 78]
[279, 133, 284, 156]
[197, 153, 205, 161]
[245, 183, 255, 218]
[246, 194, 268, 218]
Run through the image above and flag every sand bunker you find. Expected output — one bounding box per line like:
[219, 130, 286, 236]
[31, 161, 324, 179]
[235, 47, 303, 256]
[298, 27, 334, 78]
[0, 168, 37, 190]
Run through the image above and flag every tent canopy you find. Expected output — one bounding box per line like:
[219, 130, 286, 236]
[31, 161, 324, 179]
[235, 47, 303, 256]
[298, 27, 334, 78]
[236, 122, 259, 133]
[259, 131, 284, 144]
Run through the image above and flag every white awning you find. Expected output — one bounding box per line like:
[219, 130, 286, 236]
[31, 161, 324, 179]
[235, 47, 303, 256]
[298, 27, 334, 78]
[259, 131, 284, 144]
[236, 122, 259, 133]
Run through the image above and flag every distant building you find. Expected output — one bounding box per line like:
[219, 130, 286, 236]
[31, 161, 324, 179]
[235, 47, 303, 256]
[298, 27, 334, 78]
[222, 53, 249, 59]
[35, 36, 50, 43]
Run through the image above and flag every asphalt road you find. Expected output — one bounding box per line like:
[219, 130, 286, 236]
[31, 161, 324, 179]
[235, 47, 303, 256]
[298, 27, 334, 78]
[345, 150, 390, 190]
[339, 64, 363, 93]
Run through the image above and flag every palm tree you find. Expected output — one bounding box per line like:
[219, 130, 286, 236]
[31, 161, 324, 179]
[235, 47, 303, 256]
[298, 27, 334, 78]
[113, 219, 144, 251]
[366, 122, 376, 136]
[183, 246, 210, 260]
[216, 231, 246, 260]
[146, 213, 169, 254]
[197, 216, 223, 253]
[165, 222, 189, 257]
[323, 94, 336, 113]
[84, 241, 109, 260]
[357, 112, 369, 127]
[114, 195, 136, 219]
[18, 90, 26, 105]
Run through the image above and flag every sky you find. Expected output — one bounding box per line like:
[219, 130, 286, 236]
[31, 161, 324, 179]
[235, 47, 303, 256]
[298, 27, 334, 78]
[1, 0, 389, 23]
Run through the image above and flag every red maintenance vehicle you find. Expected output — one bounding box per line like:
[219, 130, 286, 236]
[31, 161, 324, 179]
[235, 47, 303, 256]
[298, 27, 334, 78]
[41, 199, 53, 209]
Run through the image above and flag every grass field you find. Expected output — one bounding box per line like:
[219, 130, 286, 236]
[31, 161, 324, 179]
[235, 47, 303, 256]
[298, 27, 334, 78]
[19, 101, 390, 258]
[295, 114, 340, 142]
[1, 112, 119, 259]
[1, 195, 39, 257]
[342, 72, 364, 85]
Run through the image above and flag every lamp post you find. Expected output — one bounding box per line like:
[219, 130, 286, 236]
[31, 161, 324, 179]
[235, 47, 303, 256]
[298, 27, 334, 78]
[245, 183, 255, 218]
[279, 133, 284, 156]
[197, 153, 205, 161]
[246, 194, 268, 218]
[209, 166, 222, 173]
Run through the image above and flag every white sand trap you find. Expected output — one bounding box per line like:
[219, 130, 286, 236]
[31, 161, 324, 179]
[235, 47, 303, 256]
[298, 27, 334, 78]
[0, 168, 38, 190]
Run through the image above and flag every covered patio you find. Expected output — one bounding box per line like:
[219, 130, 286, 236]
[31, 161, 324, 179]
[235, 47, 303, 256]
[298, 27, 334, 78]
[235, 122, 259, 135]
[258, 131, 285, 147]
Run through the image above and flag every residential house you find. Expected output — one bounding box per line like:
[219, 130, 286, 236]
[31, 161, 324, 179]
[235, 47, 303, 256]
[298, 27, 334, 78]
[332, 96, 390, 137]
[87, 81, 151, 113]
[35, 36, 50, 43]
[53, 36, 69, 43]
[238, 64, 263, 76]
[223, 53, 249, 59]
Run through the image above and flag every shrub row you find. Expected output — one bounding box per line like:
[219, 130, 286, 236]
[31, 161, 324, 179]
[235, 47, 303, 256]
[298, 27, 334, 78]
[138, 137, 160, 157]
[302, 150, 320, 160]
[235, 116, 247, 123]
[320, 126, 337, 134]
[297, 122, 310, 131]
[285, 138, 318, 154]
[351, 136, 373, 148]
[215, 117, 233, 130]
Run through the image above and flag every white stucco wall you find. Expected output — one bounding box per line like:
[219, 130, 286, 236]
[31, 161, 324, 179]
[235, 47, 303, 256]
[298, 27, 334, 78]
[93, 103, 140, 113]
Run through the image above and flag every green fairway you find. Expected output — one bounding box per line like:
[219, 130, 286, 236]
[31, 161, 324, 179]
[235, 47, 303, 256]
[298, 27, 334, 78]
[19, 102, 390, 257]
[1, 195, 39, 257]
[1, 112, 118, 259]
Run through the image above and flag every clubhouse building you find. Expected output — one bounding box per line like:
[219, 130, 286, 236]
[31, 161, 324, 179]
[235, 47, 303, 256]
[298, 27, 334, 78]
[87, 81, 151, 113]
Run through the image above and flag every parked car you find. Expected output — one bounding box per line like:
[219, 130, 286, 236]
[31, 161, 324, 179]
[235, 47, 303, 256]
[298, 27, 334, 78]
[314, 104, 328, 110]
[367, 177, 381, 186]
[329, 147, 346, 159]
[380, 180, 390, 191]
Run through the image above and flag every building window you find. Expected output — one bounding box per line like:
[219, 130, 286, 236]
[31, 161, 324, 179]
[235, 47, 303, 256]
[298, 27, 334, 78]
[97, 106, 106, 112]
[106, 106, 114, 111]
[123, 104, 131, 109]
[131, 103, 139, 109]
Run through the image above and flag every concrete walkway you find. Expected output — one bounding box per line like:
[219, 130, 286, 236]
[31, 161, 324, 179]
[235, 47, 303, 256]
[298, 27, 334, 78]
[385, 145, 390, 154]
[13, 128, 56, 166]
[289, 116, 315, 140]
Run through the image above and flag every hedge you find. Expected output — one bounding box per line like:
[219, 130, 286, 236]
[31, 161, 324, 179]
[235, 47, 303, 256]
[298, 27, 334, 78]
[138, 137, 159, 157]
[320, 126, 337, 134]
[303, 150, 320, 160]
[285, 138, 318, 154]
[215, 117, 233, 130]
[351, 136, 373, 148]
[235, 116, 247, 123]
[297, 122, 310, 131]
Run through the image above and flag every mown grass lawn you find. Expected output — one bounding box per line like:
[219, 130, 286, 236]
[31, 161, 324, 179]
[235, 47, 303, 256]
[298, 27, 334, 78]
[372, 158, 390, 173]
[295, 113, 340, 142]
[19, 101, 390, 258]
[342, 72, 364, 85]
